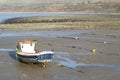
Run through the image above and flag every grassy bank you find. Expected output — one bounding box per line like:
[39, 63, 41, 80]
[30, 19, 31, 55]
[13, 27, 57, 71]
[1, 15, 120, 30]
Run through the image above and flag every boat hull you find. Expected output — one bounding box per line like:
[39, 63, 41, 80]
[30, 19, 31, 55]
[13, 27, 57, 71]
[16, 51, 54, 63]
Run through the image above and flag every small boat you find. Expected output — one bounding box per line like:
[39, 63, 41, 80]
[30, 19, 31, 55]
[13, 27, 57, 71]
[15, 40, 54, 63]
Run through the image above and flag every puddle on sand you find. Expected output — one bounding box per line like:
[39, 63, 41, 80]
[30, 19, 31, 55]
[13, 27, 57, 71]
[0, 48, 15, 52]
[0, 62, 4, 64]
[54, 52, 120, 71]
[0, 62, 12, 64]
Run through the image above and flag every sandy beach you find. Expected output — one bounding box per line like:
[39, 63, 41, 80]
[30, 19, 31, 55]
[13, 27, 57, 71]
[0, 29, 120, 80]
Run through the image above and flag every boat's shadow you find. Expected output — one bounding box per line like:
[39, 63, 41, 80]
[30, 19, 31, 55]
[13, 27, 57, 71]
[9, 51, 17, 60]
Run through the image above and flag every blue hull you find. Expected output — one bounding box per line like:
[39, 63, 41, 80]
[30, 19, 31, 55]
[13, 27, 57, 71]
[16, 53, 54, 63]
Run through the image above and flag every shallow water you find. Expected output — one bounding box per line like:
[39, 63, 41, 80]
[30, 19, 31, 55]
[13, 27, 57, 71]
[0, 30, 87, 38]
[0, 48, 15, 52]
[55, 52, 120, 71]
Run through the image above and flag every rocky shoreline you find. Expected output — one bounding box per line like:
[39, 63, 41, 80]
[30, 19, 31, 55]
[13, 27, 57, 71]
[1, 15, 120, 30]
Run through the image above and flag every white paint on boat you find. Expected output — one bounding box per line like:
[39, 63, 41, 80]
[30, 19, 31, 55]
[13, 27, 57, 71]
[17, 51, 54, 56]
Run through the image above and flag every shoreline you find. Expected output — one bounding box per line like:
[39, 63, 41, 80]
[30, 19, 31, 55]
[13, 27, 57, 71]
[1, 12, 120, 14]
[1, 14, 120, 30]
[0, 23, 120, 30]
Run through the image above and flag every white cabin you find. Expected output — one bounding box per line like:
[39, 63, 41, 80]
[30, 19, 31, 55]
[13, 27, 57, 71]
[18, 40, 37, 53]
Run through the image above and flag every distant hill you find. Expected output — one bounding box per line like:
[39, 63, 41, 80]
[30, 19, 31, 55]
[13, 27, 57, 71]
[0, 0, 120, 13]
[1, 0, 120, 4]
[0, 0, 92, 3]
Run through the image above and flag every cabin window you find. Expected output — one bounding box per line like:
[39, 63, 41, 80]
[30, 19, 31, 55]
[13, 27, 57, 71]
[22, 45, 23, 48]
[17, 45, 20, 49]
[30, 43, 32, 46]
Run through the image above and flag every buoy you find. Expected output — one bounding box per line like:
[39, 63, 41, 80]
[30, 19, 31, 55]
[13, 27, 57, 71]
[74, 37, 79, 40]
[104, 41, 107, 43]
[92, 49, 96, 54]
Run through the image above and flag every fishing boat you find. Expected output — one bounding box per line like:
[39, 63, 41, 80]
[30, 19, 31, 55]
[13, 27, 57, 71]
[15, 39, 54, 63]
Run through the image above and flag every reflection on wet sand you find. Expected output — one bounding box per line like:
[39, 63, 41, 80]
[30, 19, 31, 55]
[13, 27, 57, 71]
[54, 52, 120, 71]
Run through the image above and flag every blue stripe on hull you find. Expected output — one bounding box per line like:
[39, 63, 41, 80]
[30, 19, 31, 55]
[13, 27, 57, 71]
[17, 54, 53, 60]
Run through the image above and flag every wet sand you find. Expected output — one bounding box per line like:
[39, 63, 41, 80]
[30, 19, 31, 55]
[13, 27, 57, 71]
[0, 29, 120, 80]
